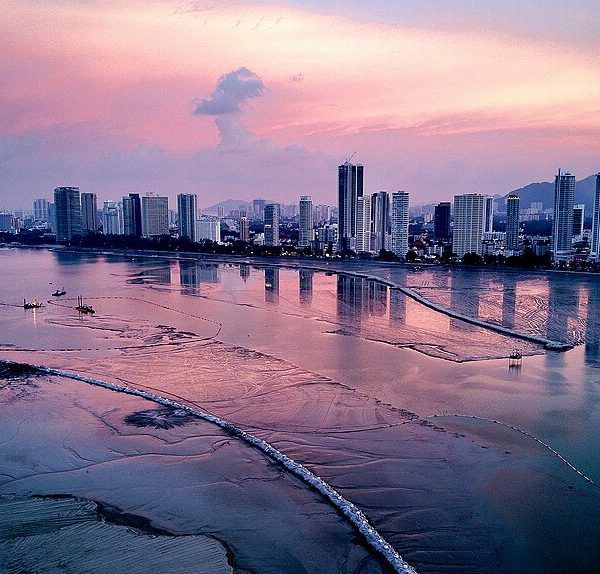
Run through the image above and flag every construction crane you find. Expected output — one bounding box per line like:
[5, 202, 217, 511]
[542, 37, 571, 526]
[344, 152, 356, 164]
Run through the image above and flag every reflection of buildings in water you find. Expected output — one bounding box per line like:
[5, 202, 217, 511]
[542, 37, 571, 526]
[389, 289, 406, 325]
[546, 277, 578, 343]
[501, 276, 517, 330]
[239, 264, 250, 282]
[299, 269, 313, 305]
[585, 283, 600, 366]
[265, 268, 279, 304]
[450, 270, 481, 331]
[197, 264, 220, 284]
[368, 281, 387, 316]
[179, 261, 199, 294]
[336, 275, 369, 323]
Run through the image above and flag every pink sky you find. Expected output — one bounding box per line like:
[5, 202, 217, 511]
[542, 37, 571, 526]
[1, 0, 600, 209]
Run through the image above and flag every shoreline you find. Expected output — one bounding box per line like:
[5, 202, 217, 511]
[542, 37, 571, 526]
[38, 244, 572, 353]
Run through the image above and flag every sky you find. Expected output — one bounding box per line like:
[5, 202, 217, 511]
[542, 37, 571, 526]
[1, 0, 600, 209]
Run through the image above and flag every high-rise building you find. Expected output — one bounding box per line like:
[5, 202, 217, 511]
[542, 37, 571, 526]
[239, 216, 250, 242]
[552, 169, 575, 261]
[298, 196, 314, 248]
[338, 161, 364, 252]
[81, 192, 98, 233]
[53, 186, 82, 242]
[177, 193, 198, 241]
[452, 194, 484, 258]
[356, 195, 371, 253]
[391, 191, 409, 259]
[506, 194, 520, 252]
[0, 213, 13, 232]
[48, 203, 57, 232]
[122, 193, 142, 237]
[314, 205, 331, 225]
[253, 198, 267, 220]
[102, 201, 124, 235]
[483, 196, 494, 235]
[591, 174, 600, 260]
[264, 203, 280, 246]
[370, 191, 389, 252]
[141, 194, 169, 237]
[572, 204, 585, 241]
[33, 198, 49, 222]
[434, 202, 451, 240]
[196, 217, 221, 242]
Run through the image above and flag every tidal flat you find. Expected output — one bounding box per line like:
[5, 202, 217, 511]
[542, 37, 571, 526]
[0, 247, 598, 573]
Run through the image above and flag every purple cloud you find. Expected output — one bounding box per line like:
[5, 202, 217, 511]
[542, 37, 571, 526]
[194, 67, 265, 115]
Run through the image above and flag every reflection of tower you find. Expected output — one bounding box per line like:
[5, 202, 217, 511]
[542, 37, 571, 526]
[153, 262, 172, 285]
[585, 281, 600, 366]
[546, 277, 578, 343]
[299, 269, 313, 305]
[336, 275, 368, 323]
[501, 275, 517, 329]
[240, 264, 250, 282]
[265, 268, 279, 304]
[179, 261, 199, 294]
[197, 264, 220, 284]
[389, 289, 406, 325]
[450, 269, 480, 331]
[368, 281, 387, 316]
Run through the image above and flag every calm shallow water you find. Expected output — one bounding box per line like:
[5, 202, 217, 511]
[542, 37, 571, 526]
[0, 246, 598, 573]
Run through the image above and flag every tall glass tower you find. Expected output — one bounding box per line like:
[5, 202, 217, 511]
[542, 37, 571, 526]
[591, 173, 600, 260]
[338, 162, 363, 252]
[53, 186, 82, 243]
[506, 194, 520, 252]
[177, 193, 198, 241]
[551, 169, 575, 261]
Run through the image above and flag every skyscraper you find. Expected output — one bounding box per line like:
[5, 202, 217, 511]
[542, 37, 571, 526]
[264, 203, 280, 246]
[102, 201, 124, 235]
[483, 196, 494, 236]
[196, 217, 221, 242]
[53, 186, 82, 242]
[506, 194, 520, 252]
[434, 202, 451, 240]
[591, 173, 600, 260]
[452, 194, 484, 258]
[551, 169, 575, 261]
[33, 198, 48, 222]
[391, 191, 409, 259]
[298, 195, 314, 248]
[177, 193, 198, 241]
[239, 216, 250, 242]
[370, 191, 389, 252]
[355, 195, 371, 253]
[338, 161, 364, 252]
[141, 193, 169, 237]
[572, 204, 585, 241]
[122, 193, 142, 237]
[253, 198, 267, 220]
[81, 192, 98, 233]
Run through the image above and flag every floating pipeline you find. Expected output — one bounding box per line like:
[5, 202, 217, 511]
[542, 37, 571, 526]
[0, 359, 417, 574]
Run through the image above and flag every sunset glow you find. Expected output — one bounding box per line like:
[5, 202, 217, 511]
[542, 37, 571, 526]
[2, 0, 600, 206]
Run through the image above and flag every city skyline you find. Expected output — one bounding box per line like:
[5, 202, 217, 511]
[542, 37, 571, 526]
[2, 1, 600, 209]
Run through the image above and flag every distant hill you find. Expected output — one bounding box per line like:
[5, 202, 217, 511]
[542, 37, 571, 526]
[201, 199, 252, 215]
[201, 198, 280, 215]
[500, 173, 598, 213]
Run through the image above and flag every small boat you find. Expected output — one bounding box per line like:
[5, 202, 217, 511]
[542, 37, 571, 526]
[76, 295, 95, 314]
[508, 349, 522, 368]
[23, 299, 43, 309]
[52, 288, 67, 297]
